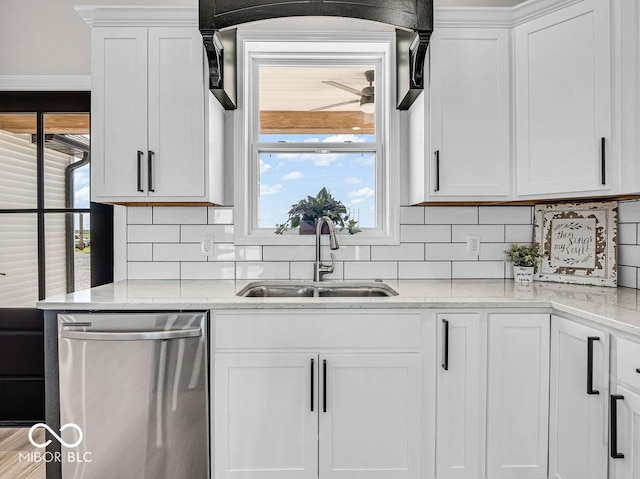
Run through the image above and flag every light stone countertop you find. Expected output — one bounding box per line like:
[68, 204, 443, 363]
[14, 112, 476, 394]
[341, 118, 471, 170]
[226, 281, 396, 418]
[36, 279, 640, 337]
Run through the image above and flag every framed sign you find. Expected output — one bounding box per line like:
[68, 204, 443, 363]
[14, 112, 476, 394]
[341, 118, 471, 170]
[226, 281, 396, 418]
[533, 201, 617, 287]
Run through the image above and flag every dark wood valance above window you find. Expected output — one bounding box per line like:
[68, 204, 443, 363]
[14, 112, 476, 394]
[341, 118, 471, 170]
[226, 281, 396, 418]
[199, 0, 433, 110]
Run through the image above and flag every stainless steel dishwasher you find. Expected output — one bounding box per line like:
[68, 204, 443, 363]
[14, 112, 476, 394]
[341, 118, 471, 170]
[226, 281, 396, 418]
[57, 312, 208, 479]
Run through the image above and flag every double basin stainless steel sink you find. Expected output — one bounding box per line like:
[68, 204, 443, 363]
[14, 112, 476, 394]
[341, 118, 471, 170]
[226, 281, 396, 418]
[237, 281, 399, 298]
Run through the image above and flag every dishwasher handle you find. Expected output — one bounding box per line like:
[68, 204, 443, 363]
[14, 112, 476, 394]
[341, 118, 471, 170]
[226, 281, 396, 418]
[60, 328, 201, 341]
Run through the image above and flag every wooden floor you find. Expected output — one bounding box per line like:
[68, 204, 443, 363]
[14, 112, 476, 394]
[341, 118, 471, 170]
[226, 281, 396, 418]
[0, 428, 46, 479]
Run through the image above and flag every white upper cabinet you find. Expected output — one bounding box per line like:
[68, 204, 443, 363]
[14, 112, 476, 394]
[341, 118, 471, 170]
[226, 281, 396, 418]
[81, 7, 225, 204]
[429, 28, 510, 199]
[514, 0, 612, 198]
[92, 26, 208, 202]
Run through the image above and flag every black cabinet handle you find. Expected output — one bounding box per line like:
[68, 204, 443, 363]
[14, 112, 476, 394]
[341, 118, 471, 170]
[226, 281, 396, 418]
[636, 368, 640, 374]
[587, 336, 599, 395]
[310, 358, 314, 412]
[137, 150, 144, 192]
[442, 318, 449, 371]
[434, 150, 440, 192]
[610, 394, 625, 459]
[601, 137, 606, 185]
[323, 359, 327, 413]
[148, 150, 155, 193]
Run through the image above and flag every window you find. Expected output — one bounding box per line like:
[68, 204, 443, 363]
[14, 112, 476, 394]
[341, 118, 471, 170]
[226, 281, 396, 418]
[235, 32, 399, 245]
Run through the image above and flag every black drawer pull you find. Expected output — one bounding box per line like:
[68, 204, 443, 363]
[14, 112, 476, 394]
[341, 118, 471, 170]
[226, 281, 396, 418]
[610, 394, 624, 459]
[323, 359, 327, 413]
[434, 150, 440, 192]
[587, 336, 599, 395]
[310, 358, 314, 412]
[137, 150, 144, 192]
[442, 318, 449, 371]
[148, 150, 155, 193]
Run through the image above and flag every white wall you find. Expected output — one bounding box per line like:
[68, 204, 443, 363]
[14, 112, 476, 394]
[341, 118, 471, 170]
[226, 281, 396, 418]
[0, 0, 196, 75]
[0, 0, 526, 75]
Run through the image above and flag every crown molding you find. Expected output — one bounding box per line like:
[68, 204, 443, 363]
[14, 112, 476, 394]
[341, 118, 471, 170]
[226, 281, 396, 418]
[435, 0, 584, 28]
[75, 6, 198, 28]
[0, 75, 91, 91]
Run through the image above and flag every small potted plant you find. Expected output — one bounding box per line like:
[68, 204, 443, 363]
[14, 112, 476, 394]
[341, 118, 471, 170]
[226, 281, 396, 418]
[275, 187, 361, 235]
[505, 243, 542, 284]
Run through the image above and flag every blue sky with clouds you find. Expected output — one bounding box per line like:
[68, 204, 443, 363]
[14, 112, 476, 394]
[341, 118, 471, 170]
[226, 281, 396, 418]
[258, 133, 376, 229]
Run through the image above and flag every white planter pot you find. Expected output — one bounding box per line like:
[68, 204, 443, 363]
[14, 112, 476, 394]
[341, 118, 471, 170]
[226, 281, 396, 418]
[513, 265, 535, 284]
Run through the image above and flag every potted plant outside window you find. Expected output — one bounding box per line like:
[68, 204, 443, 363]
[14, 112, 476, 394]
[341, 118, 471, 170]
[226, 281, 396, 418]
[274, 187, 361, 235]
[505, 243, 542, 284]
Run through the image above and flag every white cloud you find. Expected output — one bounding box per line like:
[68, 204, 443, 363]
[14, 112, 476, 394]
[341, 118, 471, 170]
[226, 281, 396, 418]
[344, 177, 362, 185]
[260, 183, 282, 196]
[349, 198, 365, 205]
[303, 138, 320, 143]
[74, 185, 90, 208]
[322, 134, 367, 143]
[273, 152, 341, 167]
[283, 171, 303, 180]
[349, 186, 375, 199]
[260, 159, 272, 173]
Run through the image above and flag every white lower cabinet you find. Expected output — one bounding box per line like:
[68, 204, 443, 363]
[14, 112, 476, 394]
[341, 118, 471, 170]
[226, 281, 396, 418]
[487, 313, 550, 479]
[613, 385, 640, 479]
[549, 315, 609, 479]
[436, 313, 484, 479]
[214, 351, 421, 479]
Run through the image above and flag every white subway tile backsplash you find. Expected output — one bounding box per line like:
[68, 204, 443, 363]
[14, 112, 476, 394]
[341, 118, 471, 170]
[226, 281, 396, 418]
[425, 243, 469, 261]
[181, 262, 235, 280]
[452, 225, 504, 243]
[371, 243, 424, 261]
[479, 206, 532, 224]
[153, 243, 204, 262]
[181, 224, 234, 243]
[128, 225, 180, 243]
[425, 206, 477, 225]
[211, 244, 262, 262]
[479, 243, 510, 261]
[289, 261, 344, 280]
[619, 223, 637, 245]
[128, 262, 180, 279]
[619, 200, 640, 223]
[400, 206, 425, 225]
[401, 224, 451, 243]
[619, 265, 637, 289]
[236, 262, 290, 280]
[263, 246, 314, 261]
[208, 207, 234, 225]
[343, 262, 398, 279]
[398, 262, 451, 279]
[452, 261, 505, 279]
[619, 245, 640, 268]
[127, 243, 152, 262]
[127, 204, 640, 286]
[127, 207, 152, 224]
[505, 225, 534, 243]
[153, 207, 207, 225]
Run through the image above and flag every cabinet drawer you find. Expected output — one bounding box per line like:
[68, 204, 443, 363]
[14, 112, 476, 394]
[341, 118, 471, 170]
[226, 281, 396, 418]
[617, 337, 640, 390]
[214, 310, 422, 349]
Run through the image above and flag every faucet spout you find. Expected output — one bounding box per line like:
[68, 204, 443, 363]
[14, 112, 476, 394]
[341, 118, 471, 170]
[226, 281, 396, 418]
[314, 216, 340, 282]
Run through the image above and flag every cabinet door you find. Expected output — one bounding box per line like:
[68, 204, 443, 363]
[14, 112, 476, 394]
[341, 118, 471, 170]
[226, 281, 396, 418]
[319, 353, 421, 479]
[487, 313, 550, 479]
[430, 28, 510, 198]
[549, 315, 609, 479]
[614, 385, 640, 479]
[214, 353, 318, 479]
[436, 313, 483, 479]
[515, 0, 611, 197]
[91, 27, 148, 199]
[147, 28, 205, 198]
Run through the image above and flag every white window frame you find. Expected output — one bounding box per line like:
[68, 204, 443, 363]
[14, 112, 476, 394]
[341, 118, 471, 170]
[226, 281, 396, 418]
[234, 31, 400, 246]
